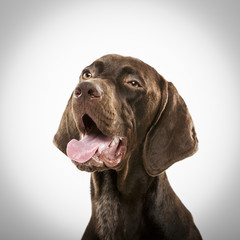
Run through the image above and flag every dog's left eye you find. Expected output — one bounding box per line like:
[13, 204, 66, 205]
[127, 81, 141, 88]
[82, 71, 92, 80]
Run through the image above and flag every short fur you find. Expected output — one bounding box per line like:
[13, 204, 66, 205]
[53, 54, 202, 239]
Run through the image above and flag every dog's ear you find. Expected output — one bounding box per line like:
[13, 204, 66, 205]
[143, 77, 198, 176]
[53, 93, 80, 155]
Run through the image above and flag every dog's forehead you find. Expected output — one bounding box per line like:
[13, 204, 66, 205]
[88, 54, 154, 78]
[98, 54, 143, 67]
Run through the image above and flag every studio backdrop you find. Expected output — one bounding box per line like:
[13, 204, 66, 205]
[0, 0, 240, 239]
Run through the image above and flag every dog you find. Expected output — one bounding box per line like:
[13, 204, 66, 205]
[53, 54, 202, 239]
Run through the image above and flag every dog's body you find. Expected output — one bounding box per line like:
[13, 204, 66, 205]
[54, 54, 202, 239]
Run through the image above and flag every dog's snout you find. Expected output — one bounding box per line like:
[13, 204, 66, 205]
[74, 82, 102, 100]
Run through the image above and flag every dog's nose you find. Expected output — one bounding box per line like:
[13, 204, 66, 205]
[74, 82, 102, 100]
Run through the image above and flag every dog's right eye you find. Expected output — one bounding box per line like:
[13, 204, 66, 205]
[82, 71, 92, 80]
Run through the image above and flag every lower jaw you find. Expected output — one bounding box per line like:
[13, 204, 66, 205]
[72, 154, 124, 172]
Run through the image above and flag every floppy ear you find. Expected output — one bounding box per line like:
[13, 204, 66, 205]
[53, 93, 80, 155]
[143, 77, 198, 176]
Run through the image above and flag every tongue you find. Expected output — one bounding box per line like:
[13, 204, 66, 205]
[66, 130, 113, 163]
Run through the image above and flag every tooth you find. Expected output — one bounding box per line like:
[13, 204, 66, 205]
[80, 133, 85, 140]
[109, 141, 115, 148]
[110, 137, 119, 147]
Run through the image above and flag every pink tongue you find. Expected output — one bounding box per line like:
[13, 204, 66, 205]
[66, 131, 113, 163]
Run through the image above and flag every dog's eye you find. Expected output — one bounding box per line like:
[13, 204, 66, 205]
[127, 81, 141, 88]
[82, 71, 92, 80]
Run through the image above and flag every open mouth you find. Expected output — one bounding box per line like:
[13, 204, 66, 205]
[66, 114, 127, 168]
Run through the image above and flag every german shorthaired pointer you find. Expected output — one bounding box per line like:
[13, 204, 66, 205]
[53, 54, 202, 240]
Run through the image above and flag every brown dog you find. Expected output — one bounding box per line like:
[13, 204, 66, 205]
[53, 54, 202, 239]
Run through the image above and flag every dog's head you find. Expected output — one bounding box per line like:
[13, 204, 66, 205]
[53, 54, 198, 176]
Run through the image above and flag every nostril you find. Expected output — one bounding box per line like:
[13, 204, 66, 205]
[74, 87, 82, 98]
[88, 88, 101, 99]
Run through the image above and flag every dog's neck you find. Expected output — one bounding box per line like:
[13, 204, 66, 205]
[91, 171, 120, 239]
[90, 156, 154, 239]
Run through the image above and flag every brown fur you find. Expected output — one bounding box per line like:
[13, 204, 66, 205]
[53, 54, 202, 239]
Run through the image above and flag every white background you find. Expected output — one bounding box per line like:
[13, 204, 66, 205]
[1, 0, 240, 239]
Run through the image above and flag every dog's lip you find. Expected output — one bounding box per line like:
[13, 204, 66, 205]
[91, 136, 127, 168]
